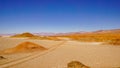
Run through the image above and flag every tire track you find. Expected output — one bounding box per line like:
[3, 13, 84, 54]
[0, 41, 66, 68]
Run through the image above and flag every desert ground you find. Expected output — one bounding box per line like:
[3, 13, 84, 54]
[0, 37, 120, 68]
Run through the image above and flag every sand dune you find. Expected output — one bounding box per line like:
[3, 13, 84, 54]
[0, 41, 47, 54]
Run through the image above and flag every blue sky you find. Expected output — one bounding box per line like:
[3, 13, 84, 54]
[0, 0, 120, 34]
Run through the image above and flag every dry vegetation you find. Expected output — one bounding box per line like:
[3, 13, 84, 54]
[68, 33, 120, 41]
[64, 33, 120, 45]
[107, 39, 120, 45]
[29, 36, 61, 41]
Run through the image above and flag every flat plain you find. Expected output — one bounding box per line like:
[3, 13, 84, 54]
[0, 37, 120, 68]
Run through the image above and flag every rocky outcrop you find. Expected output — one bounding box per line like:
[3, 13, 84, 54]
[67, 61, 90, 68]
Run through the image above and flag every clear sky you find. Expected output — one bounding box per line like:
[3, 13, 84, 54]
[0, 0, 120, 34]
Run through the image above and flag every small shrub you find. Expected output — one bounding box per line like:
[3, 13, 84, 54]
[0, 56, 6, 59]
[108, 39, 120, 45]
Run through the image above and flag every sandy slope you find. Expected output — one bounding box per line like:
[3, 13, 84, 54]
[0, 41, 47, 54]
[0, 37, 62, 50]
[4, 41, 120, 68]
[0, 37, 63, 66]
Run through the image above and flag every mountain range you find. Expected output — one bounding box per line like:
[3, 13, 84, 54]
[0, 29, 120, 37]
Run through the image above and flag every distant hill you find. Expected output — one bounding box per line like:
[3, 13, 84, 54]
[34, 32, 56, 36]
[92, 29, 120, 34]
[10, 32, 61, 40]
[58, 29, 120, 36]
[0, 33, 16, 37]
[11, 32, 37, 38]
